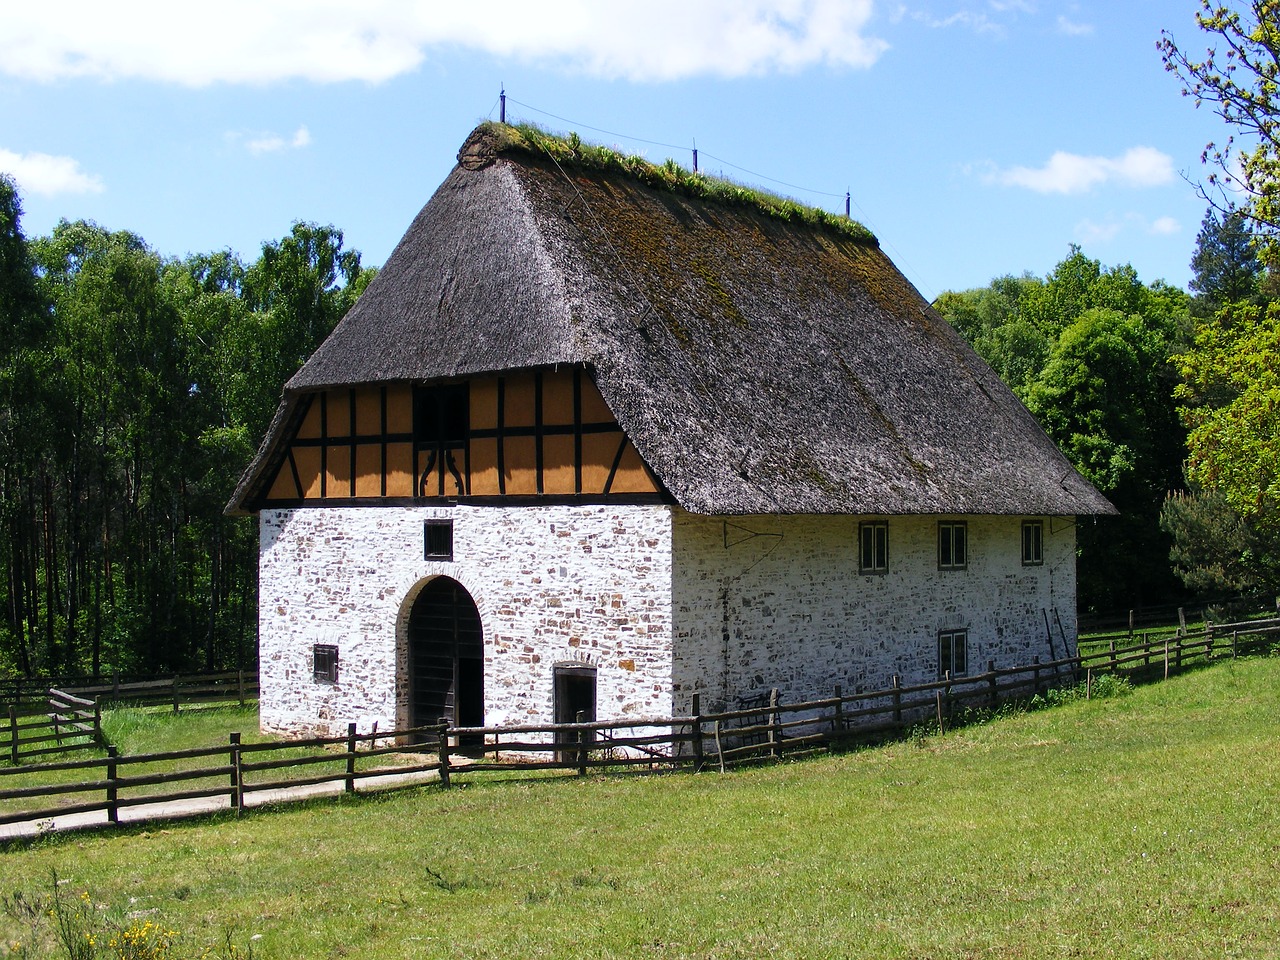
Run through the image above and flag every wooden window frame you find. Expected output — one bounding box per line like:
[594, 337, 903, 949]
[937, 629, 968, 679]
[859, 521, 888, 574]
[313, 644, 339, 684]
[1021, 519, 1044, 566]
[938, 521, 968, 571]
[424, 519, 454, 561]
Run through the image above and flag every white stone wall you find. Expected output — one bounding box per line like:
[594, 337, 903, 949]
[257, 503, 676, 738]
[257, 504, 1077, 738]
[669, 512, 1077, 714]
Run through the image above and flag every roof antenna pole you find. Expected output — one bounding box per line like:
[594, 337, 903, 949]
[845, 191, 851, 218]
[693, 139, 698, 174]
[500, 86, 506, 124]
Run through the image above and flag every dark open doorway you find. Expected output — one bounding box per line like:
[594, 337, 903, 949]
[553, 664, 597, 760]
[407, 577, 483, 741]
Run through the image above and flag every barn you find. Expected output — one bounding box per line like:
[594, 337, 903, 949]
[228, 122, 1114, 738]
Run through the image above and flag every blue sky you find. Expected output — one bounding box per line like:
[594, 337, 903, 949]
[0, 1, 1232, 300]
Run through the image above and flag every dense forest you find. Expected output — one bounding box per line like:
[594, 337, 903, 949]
[0, 180, 374, 678]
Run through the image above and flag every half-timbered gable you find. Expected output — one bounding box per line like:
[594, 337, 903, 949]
[231, 123, 1114, 740]
[249, 366, 660, 507]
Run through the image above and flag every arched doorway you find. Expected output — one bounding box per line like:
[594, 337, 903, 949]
[406, 577, 484, 731]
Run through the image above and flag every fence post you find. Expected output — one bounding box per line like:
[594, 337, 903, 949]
[575, 709, 588, 776]
[112, 673, 120, 703]
[93, 696, 105, 748]
[1144, 632, 1151, 669]
[986, 660, 997, 709]
[1232, 630, 1239, 659]
[437, 718, 451, 789]
[345, 722, 358, 794]
[1128, 609, 1134, 641]
[690, 693, 704, 773]
[106, 745, 119, 824]
[935, 689, 945, 735]
[1205, 622, 1215, 660]
[1175, 632, 1184, 671]
[1164, 639, 1170, 680]
[1085, 668, 1093, 700]
[238, 670, 246, 707]
[50, 691, 62, 746]
[172, 675, 180, 714]
[229, 733, 243, 814]
[892, 674, 902, 725]
[768, 688, 781, 759]
[9, 706, 18, 764]
[1108, 640, 1118, 674]
[832, 683, 844, 738]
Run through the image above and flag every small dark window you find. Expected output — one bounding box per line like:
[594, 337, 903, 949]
[1022, 520, 1044, 566]
[938, 630, 968, 678]
[938, 521, 968, 570]
[859, 521, 888, 573]
[424, 519, 454, 560]
[313, 644, 339, 683]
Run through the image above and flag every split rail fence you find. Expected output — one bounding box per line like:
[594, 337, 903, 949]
[1, 670, 258, 713]
[2, 616, 1277, 833]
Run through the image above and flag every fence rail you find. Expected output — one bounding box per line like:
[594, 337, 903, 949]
[2, 617, 1277, 834]
[6, 689, 105, 764]
[0, 670, 259, 712]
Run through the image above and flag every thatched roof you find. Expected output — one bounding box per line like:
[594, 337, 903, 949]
[230, 122, 1113, 517]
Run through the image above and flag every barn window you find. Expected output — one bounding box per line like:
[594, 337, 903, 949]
[859, 521, 888, 573]
[1022, 520, 1044, 566]
[938, 521, 968, 570]
[313, 644, 339, 683]
[937, 630, 967, 678]
[424, 519, 454, 560]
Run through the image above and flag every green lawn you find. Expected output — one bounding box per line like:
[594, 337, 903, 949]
[3, 658, 1279, 959]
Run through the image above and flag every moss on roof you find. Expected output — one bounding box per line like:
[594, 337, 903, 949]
[472, 121, 878, 247]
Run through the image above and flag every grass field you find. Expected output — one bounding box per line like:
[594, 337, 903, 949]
[3, 657, 1279, 959]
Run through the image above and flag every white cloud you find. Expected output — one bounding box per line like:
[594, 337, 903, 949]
[1074, 217, 1122, 246]
[0, 148, 103, 196]
[1073, 213, 1181, 247]
[993, 147, 1175, 194]
[0, 1, 887, 86]
[1056, 15, 1093, 36]
[239, 125, 313, 155]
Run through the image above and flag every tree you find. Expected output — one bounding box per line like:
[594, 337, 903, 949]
[1188, 206, 1261, 315]
[1160, 485, 1279, 596]
[0, 176, 49, 676]
[1174, 300, 1280, 539]
[937, 247, 1191, 611]
[1160, 2, 1280, 251]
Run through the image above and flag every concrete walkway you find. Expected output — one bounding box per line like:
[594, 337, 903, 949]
[0, 766, 444, 842]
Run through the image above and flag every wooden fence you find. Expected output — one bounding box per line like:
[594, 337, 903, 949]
[6, 690, 105, 764]
[2, 616, 1277, 833]
[1, 670, 258, 714]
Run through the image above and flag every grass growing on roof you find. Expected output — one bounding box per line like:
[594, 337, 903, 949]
[3, 657, 1279, 958]
[485, 120, 878, 246]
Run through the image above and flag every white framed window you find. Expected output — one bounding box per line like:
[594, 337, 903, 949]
[938, 521, 968, 570]
[1022, 520, 1044, 566]
[859, 521, 888, 574]
[937, 630, 968, 678]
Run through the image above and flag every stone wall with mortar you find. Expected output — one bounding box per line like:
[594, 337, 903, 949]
[258, 504, 1077, 738]
[669, 512, 1077, 715]
[257, 503, 675, 738]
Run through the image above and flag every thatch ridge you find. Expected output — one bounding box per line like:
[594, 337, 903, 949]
[229, 123, 1114, 519]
